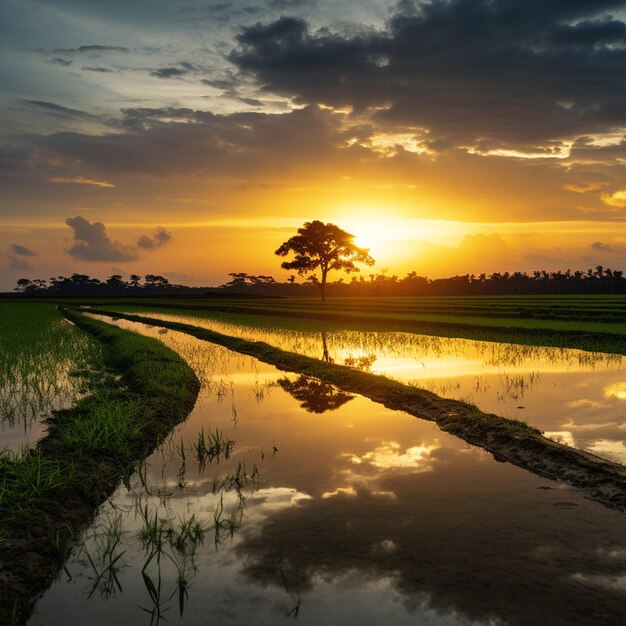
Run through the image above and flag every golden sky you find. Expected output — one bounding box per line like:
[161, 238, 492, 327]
[1, 1, 626, 288]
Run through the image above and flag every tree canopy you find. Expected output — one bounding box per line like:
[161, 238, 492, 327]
[275, 220, 374, 300]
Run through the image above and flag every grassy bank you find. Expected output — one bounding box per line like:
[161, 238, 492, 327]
[0, 309, 200, 625]
[88, 309, 626, 514]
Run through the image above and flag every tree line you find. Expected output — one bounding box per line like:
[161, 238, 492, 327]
[9, 221, 626, 297]
[11, 265, 626, 297]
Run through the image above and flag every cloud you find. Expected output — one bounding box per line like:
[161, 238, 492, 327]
[50, 57, 72, 66]
[7, 256, 35, 271]
[81, 66, 114, 73]
[22, 100, 99, 122]
[10, 244, 36, 256]
[150, 67, 189, 79]
[230, 1, 626, 151]
[65, 216, 139, 262]
[137, 227, 172, 250]
[564, 182, 607, 194]
[49, 45, 129, 54]
[65, 216, 172, 262]
[601, 190, 626, 207]
[590, 241, 614, 252]
[49, 176, 115, 188]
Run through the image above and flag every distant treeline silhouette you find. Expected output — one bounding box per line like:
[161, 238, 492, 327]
[9, 266, 626, 297]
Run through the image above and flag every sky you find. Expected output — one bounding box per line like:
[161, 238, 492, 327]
[2, 0, 626, 289]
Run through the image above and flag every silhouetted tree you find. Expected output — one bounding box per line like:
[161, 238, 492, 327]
[144, 274, 170, 287]
[106, 274, 126, 289]
[275, 220, 374, 301]
[129, 274, 141, 288]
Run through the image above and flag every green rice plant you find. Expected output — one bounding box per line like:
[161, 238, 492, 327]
[48, 399, 144, 458]
[193, 427, 235, 469]
[212, 494, 243, 548]
[0, 447, 65, 506]
[82, 510, 126, 598]
[0, 303, 103, 447]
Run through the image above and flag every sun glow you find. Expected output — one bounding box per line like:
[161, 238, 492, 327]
[337, 210, 464, 265]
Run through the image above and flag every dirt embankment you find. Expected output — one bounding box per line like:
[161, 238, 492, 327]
[89, 308, 626, 513]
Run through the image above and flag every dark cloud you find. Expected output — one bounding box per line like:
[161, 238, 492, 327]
[150, 67, 190, 79]
[137, 227, 172, 250]
[10, 244, 36, 257]
[590, 241, 615, 252]
[65, 216, 138, 262]
[22, 100, 99, 121]
[32, 106, 348, 177]
[49, 45, 129, 54]
[7, 256, 35, 271]
[50, 57, 72, 66]
[81, 66, 114, 73]
[230, 0, 626, 150]
[179, 2, 262, 24]
[65, 216, 172, 262]
[267, 0, 316, 9]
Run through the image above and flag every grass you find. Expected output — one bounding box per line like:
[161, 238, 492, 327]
[0, 447, 65, 506]
[0, 307, 200, 625]
[0, 302, 103, 443]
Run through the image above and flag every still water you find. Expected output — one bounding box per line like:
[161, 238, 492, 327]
[31, 320, 626, 626]
[114, 310, 626, 463]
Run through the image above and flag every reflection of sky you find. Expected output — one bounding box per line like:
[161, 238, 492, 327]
[33, 321, 626, 626]
[116, 310, 626, 463]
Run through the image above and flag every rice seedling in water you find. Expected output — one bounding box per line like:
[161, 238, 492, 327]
[193, 427, 235, 469]
[0, 304, 102, 449]
[81, 510, 126, 599]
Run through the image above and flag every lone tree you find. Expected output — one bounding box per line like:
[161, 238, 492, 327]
[275, 220, 374, 301]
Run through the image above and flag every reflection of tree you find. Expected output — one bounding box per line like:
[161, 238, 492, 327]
[320, 332, 333, 363]
[277, 375, 354, 413]
[344, 353, 377, 371]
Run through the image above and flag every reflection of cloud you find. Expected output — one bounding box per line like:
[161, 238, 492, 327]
[571, 573, 626, 593]
[322, 486, 356, 499]
[544, 431, 576, 447]
[588, 440, 626, 465]
[350, 441, 438, 471]
[566, 399, 605, 409]
[604, 382, 626, 400]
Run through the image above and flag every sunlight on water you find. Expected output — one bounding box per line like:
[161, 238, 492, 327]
[114, 310, 626, 463]
[32, 320, 626, 626]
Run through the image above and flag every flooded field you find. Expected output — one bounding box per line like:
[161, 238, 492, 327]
[112, 310, 626, 463]
[31, 319, 626, 626]
[0, 304, 102, 452]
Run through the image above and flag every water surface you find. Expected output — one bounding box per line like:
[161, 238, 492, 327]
[31, 320, 626, 626]
[113, 310, 626, 463]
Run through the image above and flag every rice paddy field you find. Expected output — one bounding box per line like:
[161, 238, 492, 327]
[1, 296, 625, 625]
[0, 303, 102, 452]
